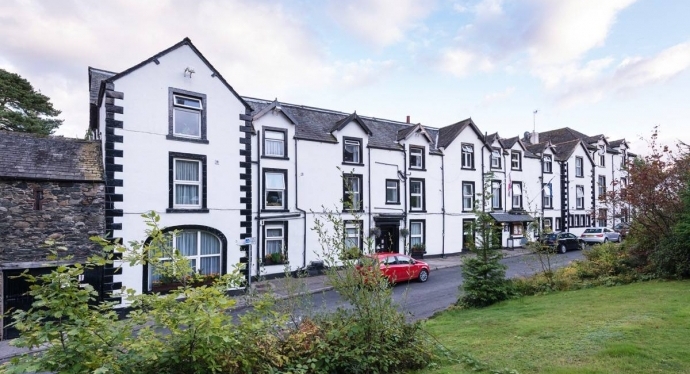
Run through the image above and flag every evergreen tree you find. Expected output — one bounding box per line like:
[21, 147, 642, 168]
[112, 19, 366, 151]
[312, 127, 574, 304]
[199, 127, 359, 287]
[0, 68, 63, 135]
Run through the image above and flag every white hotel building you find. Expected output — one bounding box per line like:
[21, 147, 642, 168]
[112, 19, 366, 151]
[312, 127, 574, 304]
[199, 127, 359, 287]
[88, 39, 633, 295]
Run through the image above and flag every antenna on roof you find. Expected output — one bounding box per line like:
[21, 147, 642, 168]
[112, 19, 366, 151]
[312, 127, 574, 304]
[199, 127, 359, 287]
[533, 109, 538, 133]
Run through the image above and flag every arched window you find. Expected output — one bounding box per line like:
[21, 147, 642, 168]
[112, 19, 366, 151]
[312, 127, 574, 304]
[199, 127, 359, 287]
[143, 225, 227, 292]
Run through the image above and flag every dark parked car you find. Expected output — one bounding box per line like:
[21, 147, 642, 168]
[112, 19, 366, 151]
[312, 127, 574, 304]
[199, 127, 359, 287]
[613, 222, 630, 239]
[541, 232, 583, 254]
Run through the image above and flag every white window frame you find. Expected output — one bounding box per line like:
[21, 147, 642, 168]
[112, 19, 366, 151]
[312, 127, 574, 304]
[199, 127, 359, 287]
[511, 151, 521, 170]
[343, 139, 361, 164]
[410, 179, 424, 211]
[576, 185, 585, 209]
[265, 172, 286, 210]
[172, 94, 202, 138]
[173, 158, 201, 208]
[575, 157, 584, 177]
[265, 225, 284, 256]
[512, 182, 522, 208]
[491, 181, 501, 209]
[410, 221, 424, 247]
[344, 175, 362, 210]
[543, 155, 552, 173]
[410, 147, 423, 169]
[264, 130, 285, 157]
[462, 182, 474, 211]
[491, 150, 501, 169]
[543, 183, 552, 208]
[150, 230, 222, 288]
[385, 180, 399, 204]
[345, 222, 362, 251]
[461, 144, 474, 169]
[544, 218, 552, 232]
[598, 175, 606, 196]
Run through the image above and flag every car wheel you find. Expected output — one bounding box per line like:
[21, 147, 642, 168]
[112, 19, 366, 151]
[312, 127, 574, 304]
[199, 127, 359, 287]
[418, 269, 429, 283]
[559, 244, 567, 254]
[604, 238, 609, 243]
[580, 241, 586, 251]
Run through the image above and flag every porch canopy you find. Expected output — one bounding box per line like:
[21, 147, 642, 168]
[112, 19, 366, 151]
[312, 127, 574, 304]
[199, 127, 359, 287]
[489, 212, 534, 223]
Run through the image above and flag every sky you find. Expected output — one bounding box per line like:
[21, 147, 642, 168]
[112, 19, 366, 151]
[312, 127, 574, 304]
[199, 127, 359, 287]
[1, 0, 689, 155]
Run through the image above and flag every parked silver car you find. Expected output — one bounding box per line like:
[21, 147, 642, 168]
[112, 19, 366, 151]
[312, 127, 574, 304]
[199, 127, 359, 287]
[580, 227, 621, 244]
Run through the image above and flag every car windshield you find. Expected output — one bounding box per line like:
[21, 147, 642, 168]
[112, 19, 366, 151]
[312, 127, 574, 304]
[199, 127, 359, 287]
[545, 233, 558, 240]
[583, 228, 601, 233]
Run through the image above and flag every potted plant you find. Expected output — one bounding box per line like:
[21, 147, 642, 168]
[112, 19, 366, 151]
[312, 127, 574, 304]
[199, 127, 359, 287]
[342, 246, 361, 260]
[399, 228, 410, 238]
[411, 243, 426, 259]
[369, 227, 382, 238]
[265, 252, 285, 265]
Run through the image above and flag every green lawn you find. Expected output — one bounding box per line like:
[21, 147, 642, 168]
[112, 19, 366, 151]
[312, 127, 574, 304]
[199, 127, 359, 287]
[421, 280, 690, 374]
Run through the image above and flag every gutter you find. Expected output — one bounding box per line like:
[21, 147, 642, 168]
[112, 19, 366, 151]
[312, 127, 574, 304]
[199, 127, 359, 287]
[368, 147, 372, 238]
[403, 146, 408, 253]
[294, 137, 308, 268]
[255, 131, 262, 276]
[441, 151, 446, 257]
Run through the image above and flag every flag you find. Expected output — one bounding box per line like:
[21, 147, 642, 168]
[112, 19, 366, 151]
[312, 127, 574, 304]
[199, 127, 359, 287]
[508, 173, 512, 197]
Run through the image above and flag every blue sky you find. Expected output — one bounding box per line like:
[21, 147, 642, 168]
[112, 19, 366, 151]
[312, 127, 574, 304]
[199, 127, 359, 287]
[1, 0, 688, 154]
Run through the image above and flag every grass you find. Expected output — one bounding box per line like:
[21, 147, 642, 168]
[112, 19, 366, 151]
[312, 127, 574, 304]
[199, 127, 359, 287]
[420, 280, 690, 374]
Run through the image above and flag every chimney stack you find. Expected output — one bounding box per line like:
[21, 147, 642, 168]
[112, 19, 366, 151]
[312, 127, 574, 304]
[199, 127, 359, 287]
[406, 115, 410, 124]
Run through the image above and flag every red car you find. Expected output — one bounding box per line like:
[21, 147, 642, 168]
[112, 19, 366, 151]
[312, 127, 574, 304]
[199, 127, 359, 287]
[357, 252, 430, 284]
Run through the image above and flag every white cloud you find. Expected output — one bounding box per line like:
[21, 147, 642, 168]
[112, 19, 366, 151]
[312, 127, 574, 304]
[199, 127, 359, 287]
[334, 59, 397, 87]
[482, 86, 515, 104]
[331, 0, 434, 48]
[439, 48, 493, 77]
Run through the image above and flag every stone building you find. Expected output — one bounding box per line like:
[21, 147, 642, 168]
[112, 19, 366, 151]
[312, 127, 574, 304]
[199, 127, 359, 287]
[0, 130, 105, 338]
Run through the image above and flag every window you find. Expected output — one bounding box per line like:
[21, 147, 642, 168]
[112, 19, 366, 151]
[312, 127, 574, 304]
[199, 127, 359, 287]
[598, 208, 607, 227]
[344, 220, 362, 253]
[264, 223, 288, 264]
[491, 180, 502, 210]
[168, 88, 207, 143]
[264, 169, 287, 210]
[555, 217, 561, 230]
[168, 153, 207, 212]
[385, 179, 400, 204]
[461, 143, 474, 169]
[462, 182, 474, 211]
[512, 223, 523, 236]
[598, 175, 606, 196]
[511, 181, 522, 209]
[491, 150, 501, 169]
[343, 137, 362, 164]
[150, 230, 221, 285]
[544, 218, 552, 232]
[543, 183, 552, 208]
[33, 187, 43, 210]
[511, 151, 522, 170]
[576, 185, 584, 209]
[621, 177, 627, 186]
[410, 220, 425, 247]
[409, 178, 425, 211]
[343, 174, 363, 211]
[264, 128, 287, 158]
[543, 154, 552, 173]
[409, 147, 424, 169]
[575, 157, 584, 177]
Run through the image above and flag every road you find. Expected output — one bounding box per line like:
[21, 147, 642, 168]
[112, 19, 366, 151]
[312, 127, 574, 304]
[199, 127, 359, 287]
[270, 250, 585, 322]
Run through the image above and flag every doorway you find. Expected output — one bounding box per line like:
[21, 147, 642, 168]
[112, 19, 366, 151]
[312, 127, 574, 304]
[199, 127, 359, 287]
[377, 224, 400, 253]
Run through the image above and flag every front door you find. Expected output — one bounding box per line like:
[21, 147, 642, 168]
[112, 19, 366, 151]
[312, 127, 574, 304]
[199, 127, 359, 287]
[377, 225, 400, 253]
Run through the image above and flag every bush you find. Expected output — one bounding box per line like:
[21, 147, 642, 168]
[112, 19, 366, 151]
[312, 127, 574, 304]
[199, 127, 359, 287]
[459, 253, 513, 308]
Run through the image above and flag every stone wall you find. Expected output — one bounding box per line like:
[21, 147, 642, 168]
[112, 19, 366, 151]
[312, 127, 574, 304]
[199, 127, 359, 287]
[0, 180, 105, 263]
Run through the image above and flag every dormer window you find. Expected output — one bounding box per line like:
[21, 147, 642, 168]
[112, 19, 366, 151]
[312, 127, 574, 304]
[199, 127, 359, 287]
[491, 150, 501, 169]
[511, 151, 522, 170]
[409, 147, 424, 170]
[264, 128, 287, 158]
[343, 137, 362, 164]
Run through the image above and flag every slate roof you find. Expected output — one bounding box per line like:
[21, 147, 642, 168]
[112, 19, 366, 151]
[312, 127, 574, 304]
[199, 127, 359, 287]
[501, 136, 520, 149]
[551, 139, 583, 162]
[88, 67, 116, 105]
[0, 131, 104, 182]
[538, 127, 590, 145]
[244, 97, 444, 154]
[436, 118, 486, 149]
[608, 139, 627, 148]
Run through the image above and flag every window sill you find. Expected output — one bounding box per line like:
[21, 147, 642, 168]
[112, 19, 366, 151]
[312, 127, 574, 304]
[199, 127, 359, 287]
[490, 167, 502, 170]
[342, 209, 365, 213]
[342, 162, 365, 167]
[262, 155, 290, 161]
[262, 209, 289, 213]
[166, 135, 209, 144]
[385, 201, 401, 205]
[511, 168, 522, 171]
[166, 208, 209, 213]
[409, 168, 426, 172]
[543, 171, 553, 174]
[263, 261, 289, 266]
[575, 175, 584, 178]
[462, 209, 474, 213]
[409, 210, 427, 213]
[461, 167, 476, 171]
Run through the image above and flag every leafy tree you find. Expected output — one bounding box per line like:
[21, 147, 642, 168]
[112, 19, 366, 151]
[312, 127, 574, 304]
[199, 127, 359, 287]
[458, 177, 512, 308]
[0, 69, 63, 135]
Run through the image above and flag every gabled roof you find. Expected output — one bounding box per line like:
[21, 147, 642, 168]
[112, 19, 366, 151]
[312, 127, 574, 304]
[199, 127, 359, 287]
[396, 123, 433, 143]
[538, 127, 590, 145]
[436, 118, 487, 149]
[485, 132, 505, 148]
[608, 139, 628, 149]
[251, 99, 299, 125]
[88, 67, 115, 105]
[332, 112, 372, 135]
[243, 97, 443, 153]
[552, 139, 594, 163]
[526, 141, 556, 156]
[0, 131, 103, 182]
[101, 37, 250, 109]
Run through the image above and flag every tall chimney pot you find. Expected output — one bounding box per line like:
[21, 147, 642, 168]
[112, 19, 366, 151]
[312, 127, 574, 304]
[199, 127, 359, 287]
[406, 115, 410, 123]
